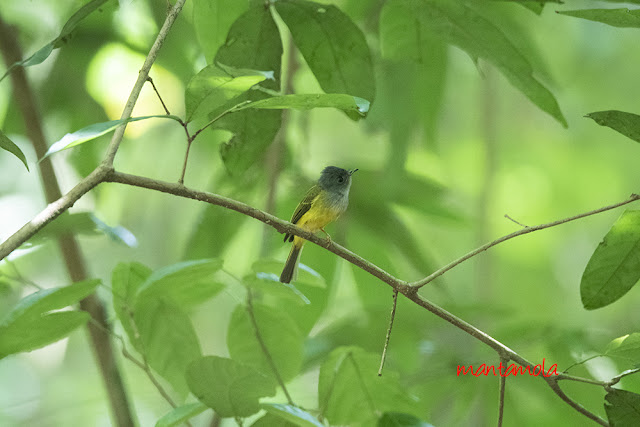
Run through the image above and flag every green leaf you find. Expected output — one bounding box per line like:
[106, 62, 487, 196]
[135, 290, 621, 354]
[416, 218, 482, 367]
[605, 333, 640, 364]
[30, 212, 136, 247]
[238, 93, 370, 117]
[318, 347, 421, 425]
[134, 298, 202, 397]
[112, 262, 151, 348]
[0, 130, 29, 171]
[251, 414, 298, 427]
[378, 412, 434, 427]
[136, 259, 225, 309]
[192, 0, 248, 62]
[581, 210, 640, 310]
[227, 303, 303, 383]
[261, 403, 324, 427]
[558, 9, 640, 28]
[275, 0, 375, 118]
[252, 259, 326, 288]
[379, 0, 566, 127]
[0, 311, 90, 358]
[0, 279, 101, 358]
[605, 389, 640, 426]
[214, 6, 283, 174]
[43, 115, 181, 159]
[187, 356, 276, 418]
[0, 0, 110, 83]
[244, 273, 311, 306]
[586, 110, 640, 144]
[185, 65, 269, 122]
[155, 402, 209, 427]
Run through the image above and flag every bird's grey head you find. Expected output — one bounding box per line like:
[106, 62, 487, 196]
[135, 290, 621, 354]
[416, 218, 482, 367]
[318, 166, 358, 194]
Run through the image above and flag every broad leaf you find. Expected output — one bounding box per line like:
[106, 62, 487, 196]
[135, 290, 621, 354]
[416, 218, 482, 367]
[155, 402, 208, 427]
[214, 6, 283, 174]
[275, 0, 375, 118]
[605, 333, 640, 364]
[238, 93, 370, 117]
[136, 259, 225, 309]
[586, 110, 640, 144]
[187, 356, 276, 418]
[0, 0, 111, 83]
[378, 412, 434, 427]
[44, 115, 181, 158]
[227, 303, 303, 383]
[605, 389, 640, 426]
[261, 403, 324, 427]
[379, 0, 566, 127]
[134, 298, 202, 396]
[112, 262, 151, 348]
[0, 130, 28, 171]
[559, 9, 640, 28]
[192, 0, 248, 62]
[31, 212, 136, 247]
[581, 210, 640, 309]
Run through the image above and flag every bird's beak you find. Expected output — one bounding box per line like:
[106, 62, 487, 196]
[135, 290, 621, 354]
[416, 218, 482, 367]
[349, 168, 359, 176]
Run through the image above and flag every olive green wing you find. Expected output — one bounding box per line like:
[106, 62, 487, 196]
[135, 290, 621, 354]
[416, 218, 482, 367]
[284, 185, 321, 242]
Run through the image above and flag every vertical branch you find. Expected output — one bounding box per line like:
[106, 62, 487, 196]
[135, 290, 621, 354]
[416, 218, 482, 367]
[378, 289, 398, 376]
[497, 355, 508, 427]
[0, 14, 136, 427]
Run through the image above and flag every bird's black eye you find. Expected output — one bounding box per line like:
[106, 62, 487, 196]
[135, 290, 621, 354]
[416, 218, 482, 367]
[337, 176, 344, 184]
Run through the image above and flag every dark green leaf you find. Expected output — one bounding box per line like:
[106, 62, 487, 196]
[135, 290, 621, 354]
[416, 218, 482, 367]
[43, 115, 181, 158]
[251, 414, 298, 427]
[112, 262, 151, 348]
[192, 0, 248, 62]
[185, 65, 269, 122]
[378, 412, 434, 427]
[606, 333, 640, 364]
[275, 0, 375, 118]
[155, 402, 209, 427]
[238, 93, 369, 117]
[214, 6, 283, 174]
[0, 0, 110, 83]
[379, 0, 566, 127]
[0, 130, 29, 171]
[136, 259, 225, 309]
[31, 213, 137, 247]
[134, 298, 202, 396]
[227, 303, 303, 382]
[586, 110, 640, 143]
[605, 389, 640, 426]
[581, 210, 640, 310]
[318, 347, 421, 425]
[261, 403, 324, 427]
[558, 9, 640, 28]
[0, 311, 90, 358]
[187, 356, 276, 417]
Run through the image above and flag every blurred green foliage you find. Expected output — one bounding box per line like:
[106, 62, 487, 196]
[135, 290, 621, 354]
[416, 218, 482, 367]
[2, 0, 640, 426]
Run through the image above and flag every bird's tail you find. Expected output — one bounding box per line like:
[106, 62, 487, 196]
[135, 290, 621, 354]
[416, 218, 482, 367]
[280, 243, 303, 283]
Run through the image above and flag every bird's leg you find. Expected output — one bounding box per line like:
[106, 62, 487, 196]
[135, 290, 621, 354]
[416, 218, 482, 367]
[320, 227, 332, 245]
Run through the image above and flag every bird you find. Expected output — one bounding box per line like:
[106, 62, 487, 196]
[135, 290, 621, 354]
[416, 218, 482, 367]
[280, 166, 357, 283]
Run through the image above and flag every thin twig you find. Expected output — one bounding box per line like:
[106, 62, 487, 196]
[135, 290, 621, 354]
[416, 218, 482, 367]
[497, 355, 508, 427]
[378, 289, 398, 376]
[147, 77, 171, 115]
[246, 289, 294, 405]
[504, 214, 529, 228]
[413, 193, 640, 288]
[608, 367, 640, 387]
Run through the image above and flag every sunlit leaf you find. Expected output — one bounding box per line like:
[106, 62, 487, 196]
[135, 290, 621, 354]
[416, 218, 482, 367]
[605, 333, 640, 364]
[581, 210, 640, 310]
[379, 0, 566, 127]
[155, 402, 209, 427]
[136, 259, 225, 309]
[261, 403, 324, 427]
[318, 347, 421, 425]
[31, 212, 137, 247]
[214, 6, 282, 173]
[134, 298, 202, 396]
[275, 0, 375, 119]
[605, 389, 640, 426]
[43, 115, 181, 158]
[558, 9, 640, 28]
[227, 303, 303, 382]
[586, 110, 640, 144]
[187, 356, 276, 417]
[0, 130, 29, 171]
[252, 259, 326, 289]
[378, 412, 434, 427]
[0, 0, 111, 83]
[238, 93, 370, 117]
[185, 65, 269, 122]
